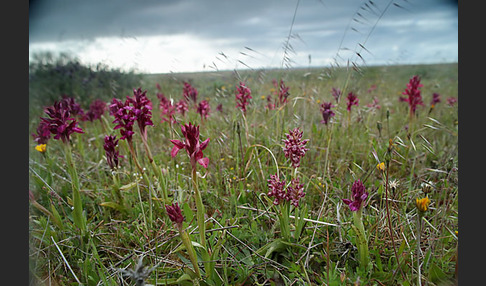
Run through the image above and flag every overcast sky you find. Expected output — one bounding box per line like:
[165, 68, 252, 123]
[29, 0, 458, 74]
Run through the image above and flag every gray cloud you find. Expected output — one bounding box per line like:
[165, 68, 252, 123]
[29, 0, 457, 73]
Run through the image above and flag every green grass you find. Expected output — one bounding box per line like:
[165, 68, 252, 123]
[29, 62, 458, 285]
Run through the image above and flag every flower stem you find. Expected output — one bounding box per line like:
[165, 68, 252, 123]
[191, 167, 207, 248]
[353, 209, 369, 269]
[111, 172, 124, 208]
[63, 143, 86, 236]
[323, 124, 333, 180]
[191, 167, 211, 278]
[180, 227, 201, 278]
[127, 139, 144, 175]
[416, 213, 423, 286]
[279, 202, 291, 242]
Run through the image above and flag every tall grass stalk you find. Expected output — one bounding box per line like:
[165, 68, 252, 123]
[384, 142, 406, 280]
[138, 129, 169, 202]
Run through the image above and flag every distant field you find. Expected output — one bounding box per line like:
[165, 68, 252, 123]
[29, 62, 458, 285]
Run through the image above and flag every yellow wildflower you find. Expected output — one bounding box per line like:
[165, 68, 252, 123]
[416, 197, 430, 212]
[376, 162, 385, 171]
[35, 144, 47, 153]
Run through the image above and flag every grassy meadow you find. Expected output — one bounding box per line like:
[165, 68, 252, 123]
[29, 61, 458, 285]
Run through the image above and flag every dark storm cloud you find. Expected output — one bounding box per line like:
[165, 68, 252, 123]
[29, 0, 457, 72]
[29, 0, 416, 43]
[29, 0, 293, 42]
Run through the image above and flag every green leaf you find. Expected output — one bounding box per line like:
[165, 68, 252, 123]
[377, 184, 383, 196]
[72, 188, 86, 232]
[264, 239, 287, 258]
[50, 203, 64, 230]
[119, 181, 138, 190]
[188, 240, 204, 249]
[100, 202, 125, 211]
[99, 201, 125, 212]
[372, 248, 383, 272]
[423, 247, 432, 269]
[397, 239, 406, 256]
[174, 239, 206, 253]
[176, 273, 193, 283]
[401, 281, 410, 286]
[182, 202, 194, 223]
[428, 262, 448, 283]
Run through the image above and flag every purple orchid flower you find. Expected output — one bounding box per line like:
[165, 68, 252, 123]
[235, 81, 252, 115]
[267, 174, 287, 205]
[346, 92, 359, 112]
[320, 102, 335, 125]
[165, 202, 185, 227]
[400, 75, 424, 115]
[40, 101, 84, 144]
[170, 122, 210, 169]
[103, 135, 123, 170]
[342, 179, 368, 212]
[282, 128, 310, 168]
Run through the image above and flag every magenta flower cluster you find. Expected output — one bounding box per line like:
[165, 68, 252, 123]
[40, 100, 84, 144]
[165, 202, 185, 227]
[33, 96, 106, 145]
[176, 99, 189, 116]
[157, 81, 210, 120]
[197, 100, 211, 120]
[430, 93, 441, 107]
[267, 175, 305, 207]
[286, 178, 305, 207]
[157, 92, 176, 124]
[32, 120, 51, 145]
[446, 97, 457, 106]
[183, 82, 198, 105]
[346, 92, 359, 112]
[170, 122, 210, 170]
[60, 96, 85, 118]
[235, 81, 252, 115]
[156, 83, 190, 123]
[103, 135, 123, 170]
[127, 88, 154, 138]
[110, 98, 136, 141]
[366, 97, 381, 110]
[82, 99, 107, 122]
[268, 128, 309, 207]
[266, 95, 276, 110]
[276, 79, 290, 106]
[400, 75, 424, 115]
[320, 102, 335, 125]
[342, 179, 369, 212]
[267, 174, 287, 205]
[283, 128, 310, 168]
[266, 79, 290, 110]
[331, 87, 342, 103]
[110, 88, 153, 141]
